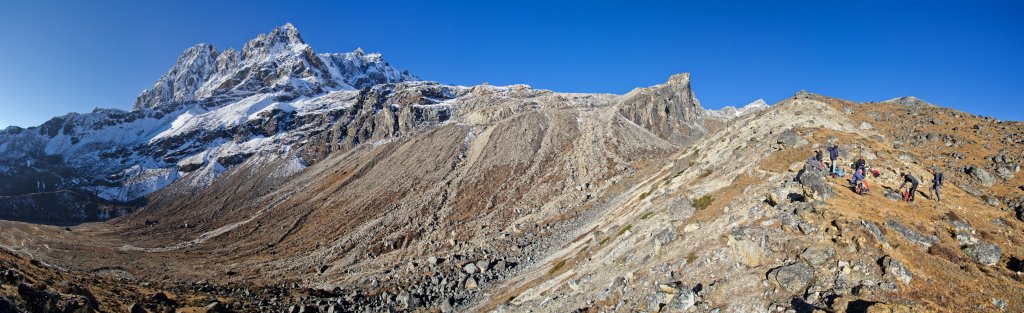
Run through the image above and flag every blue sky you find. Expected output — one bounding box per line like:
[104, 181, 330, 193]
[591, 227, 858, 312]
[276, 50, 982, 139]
[1, 1, 1022, 128]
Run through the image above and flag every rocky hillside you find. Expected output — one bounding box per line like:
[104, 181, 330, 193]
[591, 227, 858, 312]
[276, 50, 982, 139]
[1, 24, 1022, 313]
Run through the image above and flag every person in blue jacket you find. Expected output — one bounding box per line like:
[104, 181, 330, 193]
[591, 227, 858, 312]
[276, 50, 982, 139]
[930, 166, 944, 202]
[827, 144, 840, 173]
[850, 168, 867, 194]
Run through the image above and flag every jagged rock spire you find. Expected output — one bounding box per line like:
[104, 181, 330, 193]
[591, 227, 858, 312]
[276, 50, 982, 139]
[617, 72, 705, 143]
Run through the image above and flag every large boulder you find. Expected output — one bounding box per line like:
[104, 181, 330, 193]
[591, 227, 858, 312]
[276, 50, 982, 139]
[885, 219, 938, 248]
[880, 256, 912, 284]
[766, 182, 805, 206]
[777, 128, 809, 147]
[966, 165, 996, 187]
[798, 160, 834, 200]
[767, 263, 815, 294]
[729, 237, 767, 268]
[962, 242, 1002, 266]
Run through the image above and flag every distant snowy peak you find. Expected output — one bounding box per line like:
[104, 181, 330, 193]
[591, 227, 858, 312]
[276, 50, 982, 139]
[740, 99, 769, 113]
[706, 99, 769, 118]
[134, 23, 418, 110]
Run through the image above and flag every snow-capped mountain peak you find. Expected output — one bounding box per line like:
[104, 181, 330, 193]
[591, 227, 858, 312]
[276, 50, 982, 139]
[134, 23, 417, 111]
[0, 23, 427, 221]
[132, 43, 219, 110]
[240, 22, 306, 60]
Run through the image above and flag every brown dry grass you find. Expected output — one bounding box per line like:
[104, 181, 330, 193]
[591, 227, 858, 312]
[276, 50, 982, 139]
[796, 103, 1024, 312]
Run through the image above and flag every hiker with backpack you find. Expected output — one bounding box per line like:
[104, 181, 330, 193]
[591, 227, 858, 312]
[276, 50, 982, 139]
[898, 172, 920, 203]
[930, 166, 944, 202]
[827, 144, 840, 174]
[854, 157, 867, 174]
[851, 168, 868, 194]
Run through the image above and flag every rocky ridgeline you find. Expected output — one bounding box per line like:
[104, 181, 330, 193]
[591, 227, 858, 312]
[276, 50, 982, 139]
[1, 24, 1022, 313]
[0, 24, 428, 224]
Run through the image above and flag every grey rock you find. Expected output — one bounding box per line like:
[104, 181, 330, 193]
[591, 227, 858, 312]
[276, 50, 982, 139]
[986, 196, 1002, 207]
[861, 220, 889, 248]
[767, 263, 815, 294]
[396, 291, 411, 308]
[946, 215, 973, 231]
[767, 183, 805, 206]
[462, 263, 479, 274]
[883, 188, 903, 201]
[957, 183, 984, 198]
[967, 165, 996, 187]
[617, 73, 705, 142]
[797, 161, 834, 200]
[799, 245, 835, 269]
[885, 219, 939, 248]
[475, 259, 490, 273]
[996, 167, 1014, 180]
[667, 288, 696, 311]
[777, 128, 808, 147]
[494, 260, 508, 271]
[881, 256, 912, 284]
[962, 242, 1002, 266]
[654, 228, 677, 254]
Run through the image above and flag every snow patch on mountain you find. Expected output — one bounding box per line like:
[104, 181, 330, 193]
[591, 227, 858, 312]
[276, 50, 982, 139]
[0, 23, 420, 204]
[90, 166, 179, 201]
[705, 99, 769, 118]
[135, 23, 417, 111]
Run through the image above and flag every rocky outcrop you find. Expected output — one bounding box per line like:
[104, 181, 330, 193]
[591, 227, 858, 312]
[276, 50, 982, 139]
[966, 165, 996, 187]
[798, 159, 834, 200]
[617, 73, 705, 143]
[767, 263, 815, 295]
[962, 242, 1002, 266]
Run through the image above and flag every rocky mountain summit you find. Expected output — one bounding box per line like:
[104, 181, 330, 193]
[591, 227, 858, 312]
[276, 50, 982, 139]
[0, 24, 419, 223]
[1, 24, 1022, 313]
[134, 23, 416, 110]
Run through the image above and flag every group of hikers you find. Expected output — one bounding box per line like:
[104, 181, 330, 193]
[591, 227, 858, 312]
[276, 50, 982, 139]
[811, 144, 944, 204]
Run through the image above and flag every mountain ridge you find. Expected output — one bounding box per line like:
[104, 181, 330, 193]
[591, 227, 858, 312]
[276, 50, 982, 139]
[1, 23, 1021, 313]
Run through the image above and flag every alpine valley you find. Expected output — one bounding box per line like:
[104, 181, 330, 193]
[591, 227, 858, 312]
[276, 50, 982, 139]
[0, 24, 1022, 313]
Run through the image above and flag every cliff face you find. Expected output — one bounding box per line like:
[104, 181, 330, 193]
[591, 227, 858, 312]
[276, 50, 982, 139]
[617, 73, 706, 144]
